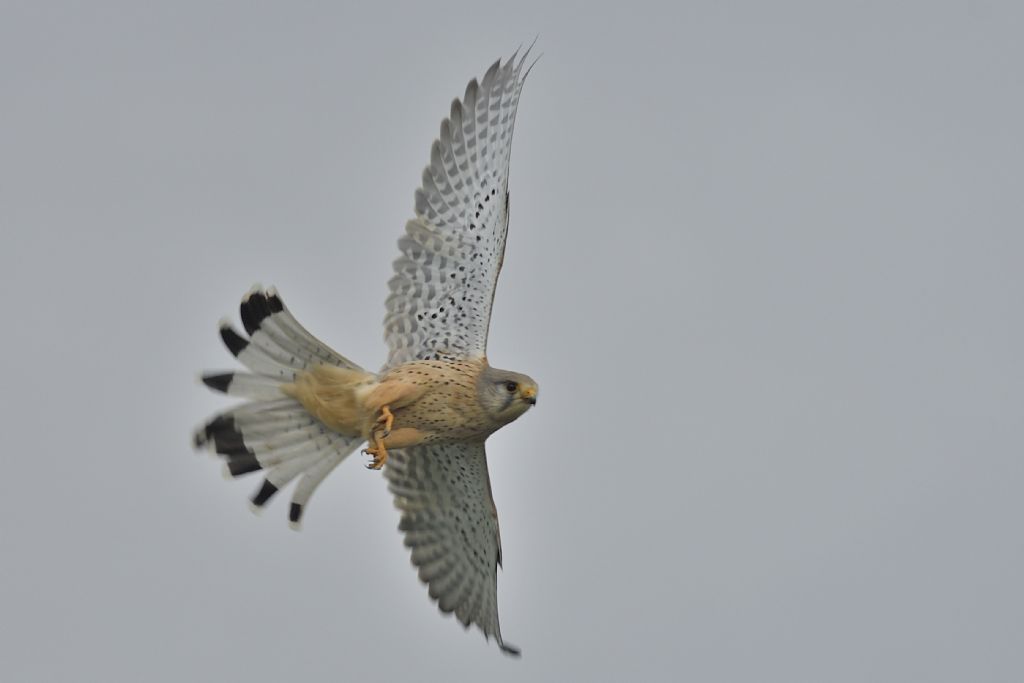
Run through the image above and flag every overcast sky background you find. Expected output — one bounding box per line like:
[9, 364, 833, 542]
[2, 2, 1022, 681]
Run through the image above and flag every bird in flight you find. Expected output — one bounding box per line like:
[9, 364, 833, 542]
[193, 48, 539, 656]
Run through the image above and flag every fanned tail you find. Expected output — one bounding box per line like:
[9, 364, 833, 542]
[194, 286, 364, 527]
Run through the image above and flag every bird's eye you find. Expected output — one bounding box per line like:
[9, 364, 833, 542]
[505, 381, 518, 393]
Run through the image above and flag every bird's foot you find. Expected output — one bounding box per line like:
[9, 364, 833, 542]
[373, 405, 394, 437]
[363, 443, 388, 470]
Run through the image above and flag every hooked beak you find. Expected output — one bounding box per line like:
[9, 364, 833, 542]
[521, 386, 537, 406]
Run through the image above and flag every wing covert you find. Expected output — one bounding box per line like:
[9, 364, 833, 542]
[383, 49, 535, 368]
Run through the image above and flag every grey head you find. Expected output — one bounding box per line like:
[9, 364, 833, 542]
[476, 365, 539, 427]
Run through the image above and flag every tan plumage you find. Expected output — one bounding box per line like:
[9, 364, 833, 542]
[282, 359, 536, 460]
[279, 365, 379, 437]
[194, 47, 539, 656]
[368, 359, 491, 443]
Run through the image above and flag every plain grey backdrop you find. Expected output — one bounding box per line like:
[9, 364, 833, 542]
[2, 1, 1022, 681]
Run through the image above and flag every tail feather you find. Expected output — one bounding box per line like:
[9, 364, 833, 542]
[243, 312, 328, 370]
[221, 424, 332, 461]
[201, 372, 284, 400]
[226, 454, 262, 477]
[240, 287, 361, 370]
[251, 480, 279, 507]
[289, 447, 351, 527]
[195, 286, 365, 526]
[262, 450, 324, 490]
[212, 414, 319, 441]
[226, 320, 319, 372]
[219, 323, 299, 380]
[265, 287, 362, 369]
[193, 400, 298, 448]
[207, 423, 339, 475]
[224, 409, 313, 428]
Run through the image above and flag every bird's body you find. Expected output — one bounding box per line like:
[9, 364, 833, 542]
[193, 48, 539, 656]
[281, 358, 537, 450]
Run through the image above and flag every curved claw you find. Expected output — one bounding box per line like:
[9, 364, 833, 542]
[373, 405, 394, 437]
[363, 445, 388, 470]
[364, 406, 394, 470]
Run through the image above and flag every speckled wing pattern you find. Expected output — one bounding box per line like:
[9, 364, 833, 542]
[383, 49, 534, 368]
[384, 441, 519, 655]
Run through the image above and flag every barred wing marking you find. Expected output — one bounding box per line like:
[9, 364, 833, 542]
[385, 442, 520, 656]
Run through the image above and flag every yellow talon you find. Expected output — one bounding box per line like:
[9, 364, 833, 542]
[362, 404, 396, 469]
[374, 405, 394, 435]
[363, 443, 388, 470]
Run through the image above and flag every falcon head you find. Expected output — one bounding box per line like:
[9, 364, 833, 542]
[478, 366, 538, 425]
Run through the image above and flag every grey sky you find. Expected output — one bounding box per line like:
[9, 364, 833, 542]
[2, 1, 1022, 681]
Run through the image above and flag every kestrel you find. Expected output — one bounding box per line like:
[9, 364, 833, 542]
[193, 49, 538, 656]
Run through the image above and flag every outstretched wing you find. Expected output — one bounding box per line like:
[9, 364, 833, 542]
[383, 50, 535, 368]
[384, 442, 520, 656]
